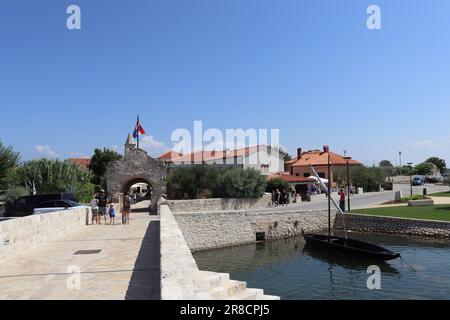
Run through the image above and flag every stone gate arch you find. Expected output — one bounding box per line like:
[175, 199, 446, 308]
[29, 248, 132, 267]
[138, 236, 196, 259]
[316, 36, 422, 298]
[105, 149, 168, 213]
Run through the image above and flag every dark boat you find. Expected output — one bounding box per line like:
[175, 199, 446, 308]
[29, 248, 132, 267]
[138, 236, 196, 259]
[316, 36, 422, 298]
[302, 232, 401, 261]
[303, 159, 401, 262]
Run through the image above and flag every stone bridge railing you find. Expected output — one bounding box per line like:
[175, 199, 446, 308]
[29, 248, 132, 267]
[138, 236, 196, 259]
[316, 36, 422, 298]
[0, 208, 91, 262]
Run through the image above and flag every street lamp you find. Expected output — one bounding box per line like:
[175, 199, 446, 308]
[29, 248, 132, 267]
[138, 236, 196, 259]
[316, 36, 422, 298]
[399, 151, 402, 175]
[407, 162, 413, 196]
[344, 156, 352, 212]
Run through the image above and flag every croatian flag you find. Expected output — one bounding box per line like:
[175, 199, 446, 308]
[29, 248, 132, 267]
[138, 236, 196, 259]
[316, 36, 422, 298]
[133, 116, 146, 139]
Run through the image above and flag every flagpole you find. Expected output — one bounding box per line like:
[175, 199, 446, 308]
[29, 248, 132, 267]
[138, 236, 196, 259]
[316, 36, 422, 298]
[137, 115, 140, 150]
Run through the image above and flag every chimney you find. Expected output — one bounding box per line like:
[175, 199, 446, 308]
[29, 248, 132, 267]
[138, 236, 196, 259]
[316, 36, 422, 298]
[297, 148, 302, 160]
[323, 145, 330, 153]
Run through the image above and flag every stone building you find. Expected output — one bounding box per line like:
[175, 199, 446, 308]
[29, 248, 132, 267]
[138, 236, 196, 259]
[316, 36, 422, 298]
[105, 135, 168, 213]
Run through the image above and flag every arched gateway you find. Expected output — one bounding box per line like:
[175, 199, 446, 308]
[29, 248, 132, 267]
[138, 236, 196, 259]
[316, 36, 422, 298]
[105, 148, 168, 213]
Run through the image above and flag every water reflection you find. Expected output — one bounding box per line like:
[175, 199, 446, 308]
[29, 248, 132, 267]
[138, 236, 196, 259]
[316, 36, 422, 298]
[194, 232, 450, 300]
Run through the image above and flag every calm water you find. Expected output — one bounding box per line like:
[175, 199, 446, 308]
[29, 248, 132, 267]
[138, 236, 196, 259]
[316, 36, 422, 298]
[193, 232, 450, 300]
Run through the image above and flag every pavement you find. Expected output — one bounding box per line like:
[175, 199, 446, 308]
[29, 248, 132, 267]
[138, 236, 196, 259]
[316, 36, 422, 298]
[0, 207, 160, 300]
[250, 184, 450, 213]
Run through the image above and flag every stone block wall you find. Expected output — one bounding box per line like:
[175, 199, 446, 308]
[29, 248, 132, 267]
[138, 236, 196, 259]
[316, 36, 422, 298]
[166, 193, 273, 213]
[0, 208, 91, 261]
[334, 213, 450, 237]
[173, 209, 332, 251]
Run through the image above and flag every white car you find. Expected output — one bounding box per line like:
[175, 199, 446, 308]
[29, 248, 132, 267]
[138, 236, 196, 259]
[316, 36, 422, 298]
[33, 200, 89, 215]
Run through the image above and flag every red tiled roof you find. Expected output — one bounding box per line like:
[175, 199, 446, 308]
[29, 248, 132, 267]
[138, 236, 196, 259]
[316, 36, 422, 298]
[158, 145, 272, 164]
[68, 158, 91, 170]
[289, 150, 361, 167]
[158, 151, 183, 160]
[268, 174, 315, 183]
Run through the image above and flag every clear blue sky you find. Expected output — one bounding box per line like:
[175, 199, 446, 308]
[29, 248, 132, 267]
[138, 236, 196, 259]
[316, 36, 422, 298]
[1, 0, 450, 166]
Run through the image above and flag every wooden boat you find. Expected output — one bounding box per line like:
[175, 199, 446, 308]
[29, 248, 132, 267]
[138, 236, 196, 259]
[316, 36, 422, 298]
[302, 232, 401, 261]
[303, 159, 401, 262]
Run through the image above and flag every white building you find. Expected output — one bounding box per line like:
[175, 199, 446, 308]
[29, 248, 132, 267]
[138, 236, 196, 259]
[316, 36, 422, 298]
[158, 145, 284, 175]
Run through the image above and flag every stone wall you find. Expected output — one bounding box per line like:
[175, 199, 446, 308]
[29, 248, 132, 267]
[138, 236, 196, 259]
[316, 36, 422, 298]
[334, 213, 450, 237]
[166, 193, 273, 213]
[174, 208, 333, 251]
[0, 208, 91, 261]
[160, 205, 279, 300]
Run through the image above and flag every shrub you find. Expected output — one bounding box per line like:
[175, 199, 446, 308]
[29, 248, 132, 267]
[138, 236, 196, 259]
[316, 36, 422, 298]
[217, 168, 266, 199]
[167, 166, 267, 200]
[75, 182, 96, 204]
[266, 178, 291, 194]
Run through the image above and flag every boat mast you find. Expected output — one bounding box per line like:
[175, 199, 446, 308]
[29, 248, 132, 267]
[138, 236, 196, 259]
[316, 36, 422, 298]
[328, 153, 331, 242]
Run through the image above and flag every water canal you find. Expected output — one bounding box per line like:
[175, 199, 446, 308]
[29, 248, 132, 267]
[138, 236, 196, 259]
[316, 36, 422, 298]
[193, 232, 450, 300]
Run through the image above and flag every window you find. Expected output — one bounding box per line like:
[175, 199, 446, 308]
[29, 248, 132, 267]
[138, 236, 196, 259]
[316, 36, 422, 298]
[304, 173, 310, 178]
[318, 172, 326, 179]
[261, 164, 270, 173]
[296, 173, 300, 176]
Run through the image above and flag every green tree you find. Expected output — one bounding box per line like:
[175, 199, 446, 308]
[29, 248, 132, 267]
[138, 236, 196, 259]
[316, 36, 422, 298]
[0, 141, 20, 190]
[414, 162, 437, 176]
[14, 159, 91, 195]
[379, 160, 393, 168]
[89, 148, 122, 188]
[167, 165, 218, 199]
[426, 157, 447, 174]
[266, 178, 291, 194]
[167, 166, 267, 200]
[217, 168, 266, 199]
[334, 165, 388, 192]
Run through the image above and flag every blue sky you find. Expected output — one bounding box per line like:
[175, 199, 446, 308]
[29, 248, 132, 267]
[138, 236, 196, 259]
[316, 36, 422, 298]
[1, 0, 450, 166]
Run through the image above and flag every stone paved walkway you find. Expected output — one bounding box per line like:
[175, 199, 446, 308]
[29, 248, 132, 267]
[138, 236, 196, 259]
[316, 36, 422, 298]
[0, 211, 160, 300]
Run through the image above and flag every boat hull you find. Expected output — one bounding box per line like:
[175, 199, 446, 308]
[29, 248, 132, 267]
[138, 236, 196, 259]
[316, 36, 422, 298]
[302, 233, 401, 261]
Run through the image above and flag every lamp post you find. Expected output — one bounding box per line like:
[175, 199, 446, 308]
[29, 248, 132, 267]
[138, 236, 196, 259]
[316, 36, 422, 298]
[343, 156, 352, 212]
[407, 162, 413, 196]
[399, 151, 402, 175]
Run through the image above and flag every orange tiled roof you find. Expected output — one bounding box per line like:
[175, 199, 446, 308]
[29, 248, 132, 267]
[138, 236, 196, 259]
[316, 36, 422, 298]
[158, 145, 271, 164]
[289, 150, 361, 167]
[268, 174, 315, 183]
[68, 158, 91, 170]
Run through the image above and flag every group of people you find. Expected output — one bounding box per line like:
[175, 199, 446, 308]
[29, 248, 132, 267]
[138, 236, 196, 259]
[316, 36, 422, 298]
[271, 189, 297, 206]
[90, 190, 133, 225]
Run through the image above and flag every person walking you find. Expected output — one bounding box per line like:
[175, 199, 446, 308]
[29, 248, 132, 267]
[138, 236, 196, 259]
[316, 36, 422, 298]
[339, 189, 346, 212]
[90, 194, 99, 225]
[275, 189, 281, 206]
[122, 193, 132, 225]
[97, 190, 108, 225]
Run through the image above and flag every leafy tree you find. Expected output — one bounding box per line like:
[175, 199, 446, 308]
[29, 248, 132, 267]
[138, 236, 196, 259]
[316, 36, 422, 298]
[426, 157, 447, 174]
[75, 182, 96, 204]
[379, 160, 393, 168]
[414, 162, 437, 176]
[217, 168, 266, 199]
[89, 148, 122, 187]
[167, 165, 218, 199]
[266, 178, 291, 194]
[334, 165, 388, 192]
[167, 166, 266, 200]
[0, 141, 20, 190]
[14, 159, 91, 194]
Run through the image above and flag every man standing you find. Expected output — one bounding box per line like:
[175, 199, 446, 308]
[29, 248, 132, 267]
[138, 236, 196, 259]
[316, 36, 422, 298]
[339, 189, 346, 212]
[122, 193, 132, 225]
[97, 190, 108, 225]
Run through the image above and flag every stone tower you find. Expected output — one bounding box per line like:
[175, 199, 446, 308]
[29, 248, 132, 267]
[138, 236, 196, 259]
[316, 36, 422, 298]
[124, 133, 136, 156]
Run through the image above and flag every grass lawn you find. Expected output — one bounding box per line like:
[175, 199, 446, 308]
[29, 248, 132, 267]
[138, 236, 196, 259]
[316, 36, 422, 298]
[351, 205, 450, 222]
[429, 191, 450, 197]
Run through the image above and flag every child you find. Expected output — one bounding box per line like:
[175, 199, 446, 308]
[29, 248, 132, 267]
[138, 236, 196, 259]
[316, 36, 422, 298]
[108, 203, 116, 225]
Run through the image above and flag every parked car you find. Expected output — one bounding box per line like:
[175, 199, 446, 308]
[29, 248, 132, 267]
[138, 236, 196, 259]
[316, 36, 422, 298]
[412, 176, 425, 186]
[4, 193, 75, 217]
[33, 200, 87, 215]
